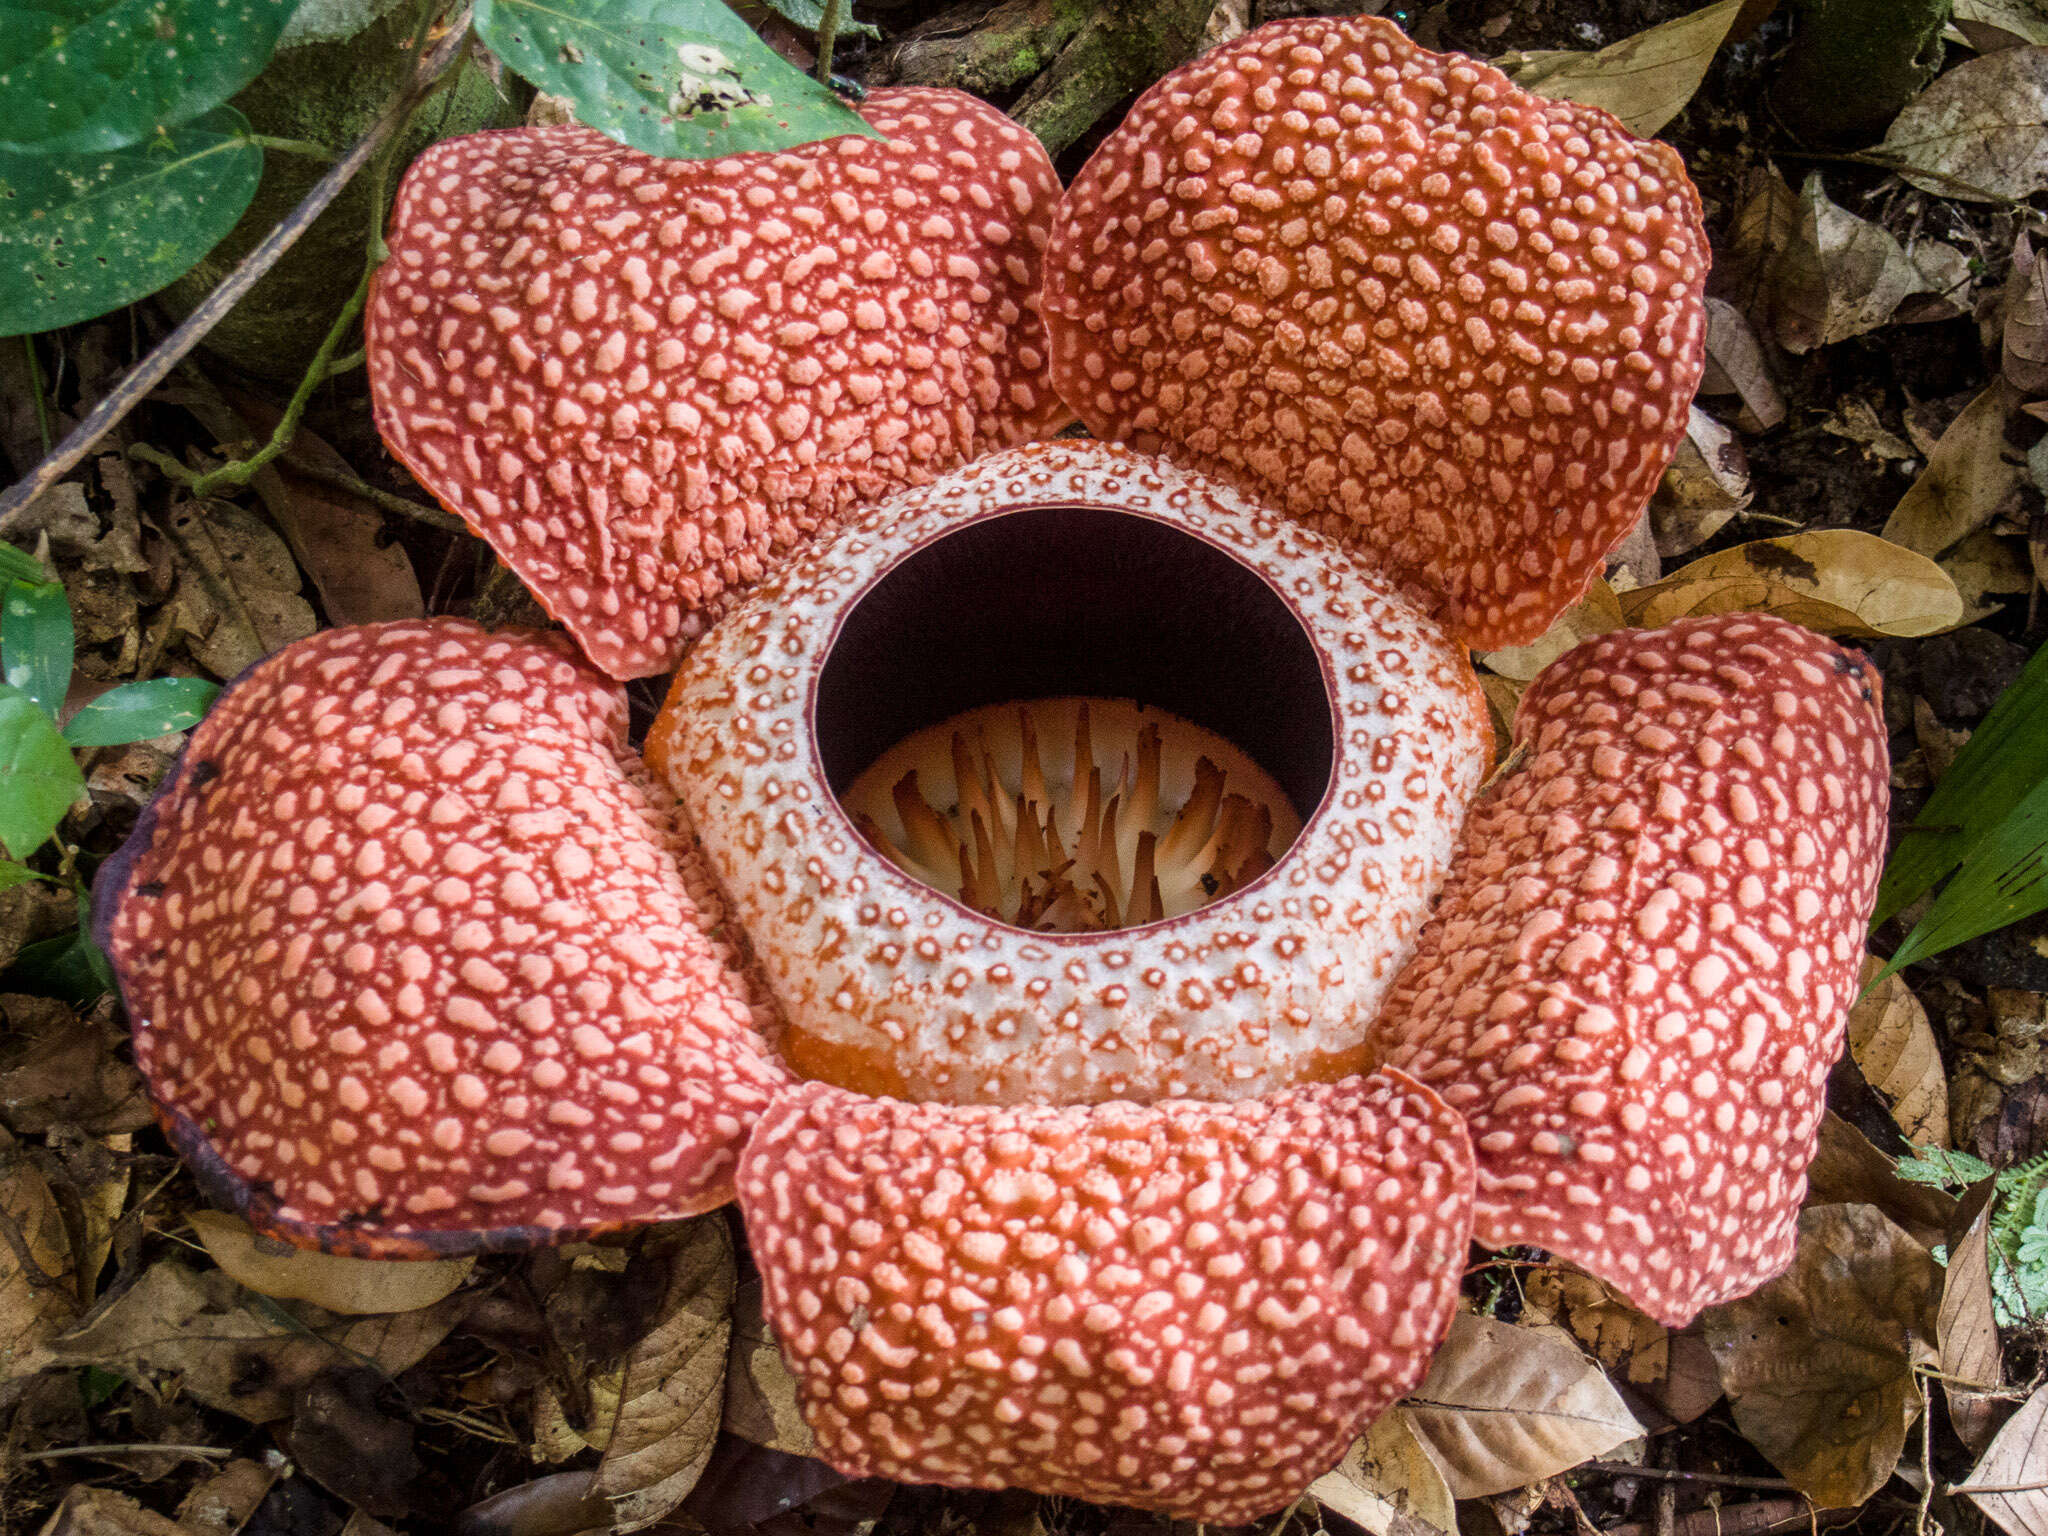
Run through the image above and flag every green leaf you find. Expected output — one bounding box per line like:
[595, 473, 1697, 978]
[1875, 638, 2048, 925]
[0, 105, 263, 338]
[0, 0, 296, 153]
[0, 859, 49, 891]
[2, 579, 72, 720]
[62, 675, 218, 746]
[277, 0, 409, 47]
[0, 684, 83, 859]
[739, 0, 877, 42]
[5, 894, 112, 1004]
[474, 0, 877, 159]
[1879, 770, 2048, 978]
[0, 544, 45, 586]
[1894, 1147, 1995, 1188]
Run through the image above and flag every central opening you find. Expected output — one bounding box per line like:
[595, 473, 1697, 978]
[815, 506, 1337, 934]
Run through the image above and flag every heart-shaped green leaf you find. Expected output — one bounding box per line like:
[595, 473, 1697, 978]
[0, 105, 263, 336]
[0, 0, 296, 152]
[474, 0, 876, 159]
[2, 579, 73, 720]
[0, 684, 83, 859]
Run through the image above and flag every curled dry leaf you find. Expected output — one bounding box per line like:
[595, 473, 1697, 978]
[1494, 0, 1741, 136]
[1808, 1112, 1958, 1250]
[1940, 528, 2034, 621]
[1699, 298, 1786, 429]
[1940, 1187, 2012, 1456]
[2004, 234, 2048, 395]
[187, 1209, 474, 1315]
[1478, 580, 1624, 682]
[1617, 529, 1964, 638]
[1882, 45, 2048, 202]
[1310, 1409, 1457, 1536]
[1703, 1203, 1939, 1507]
[724, 1275, 816, 1457]
[1770, 176, 1939, 354]
[1958, 1379, 2048, 1536]
[1402, 1312, 1644, 1499]
[1954, 0, 2048, 49]
[1883, 381, 2026, 558]
[1650, 406, 1750, 559]
[1846, 959, 1951, 1147]
[51, 1260, 465, 1422]
[1716, 166, 1800, 320]
[589, 1219, 735, 1531]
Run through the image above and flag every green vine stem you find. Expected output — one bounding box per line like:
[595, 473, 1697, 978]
[244, 134, 342, 162]
[127, 267, 373, 499]
[815, 0, 844, 86]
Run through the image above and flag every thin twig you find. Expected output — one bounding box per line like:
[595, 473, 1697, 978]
[24, 1444, 234, 1463]
[1956, 1481, 2048, 1495]
[283, 459, 469, 534]
[1580, 1464, 1799, 1493]
[0, 7, 471, 524]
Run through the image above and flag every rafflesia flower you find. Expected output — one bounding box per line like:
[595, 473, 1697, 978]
[96, 17, 1891, 1524]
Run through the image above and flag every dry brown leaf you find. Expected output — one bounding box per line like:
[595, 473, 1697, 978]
[176, 1458, 283, 1535]
[188, 1210, 473, 1315]
[1882, 45, 2048, 202]
[1525, 1271, 1669, 1388]
[266, 476, 426, 628]
[1717, 167, 1800, 319]
[1479, 580, 1624, 682]
[1883, 382, 2025, 558]
[1897, 237, 1975, 323]
[52, 1260, 465, 1421]
[1703, 1203, 1938, 1507]
[1616, 529, 1964, 638]
[1495, 0, 1741, 136]
[1958, 1379, 2048, 1536]
[1638, 1330, 1726, 1426]
[1940, 1188, 2012, 1456]
[1402, 1312, 1643, 1499]
[1956, 0, 2048, 48]
[589, 1219, 735, 1531]
[1847, 960, 1951, 1147]
[31, 1485, 188, 1535]
[724, 1275, 816, 1456]
[1769, 176, 1935, 354]
[0, 995, 151, 1134]
[1821, 399, 1918, 463]
[1476, 671, 1523, 754]
[1310, 1408, 1458, 1536]
[1807, 1112, 1957, 1249]
[1650, 406, 1750, 558]
[162, 501, 318, 680]
[0, 1133, 77, 1390]
[2005, 234, 2048, 395]
[1941, 528, 2034, 620]
[1699, 298, 1786, 429]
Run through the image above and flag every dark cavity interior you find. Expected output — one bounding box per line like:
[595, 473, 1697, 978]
[814, 506, 1336, 820]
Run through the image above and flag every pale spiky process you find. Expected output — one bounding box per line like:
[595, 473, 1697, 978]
[843, 697, 1300, 934]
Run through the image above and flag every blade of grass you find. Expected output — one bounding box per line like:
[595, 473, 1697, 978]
[1876, 771, 2048, 980]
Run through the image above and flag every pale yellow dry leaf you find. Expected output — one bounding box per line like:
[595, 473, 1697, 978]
[1495, 0, 1741, 136]
[591, 1218, 735, 1531]
[189, 1210, 473, 1316]
[1940, 1191, 2011, 1456]
[1703, 1204, 1939, 1508]
[1479, 580, 1624, 682]
[1618, 529, 1964, 638]
[1882, 45, 2048, 201]
[31, 1485, 188, 1535]
[1955, 0, 2048, 48]
[1846, 960, 1950, 1148]
[1476, 672, 1523, 754]
[1310, 1408, 1457, 1536]
[1884, 382, 2025, 558]
[1525, 1271, 1669, 1388]
[723, 1276, 815, 1456]
[1650, 406, 1750, 558]
[1770, 176, 1935, 354]
[1403, 1312, 1643, 1498]
[1958, 1378, 2048, 1536]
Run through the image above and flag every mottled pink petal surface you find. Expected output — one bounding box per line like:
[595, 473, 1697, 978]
[738, 1072, 1474, 1522]
[98, 620, 789, 1256]
[1044, 16, 1708, 650]
[1374, 614, 1889, 1324]
[369, 89, 1070, 680]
